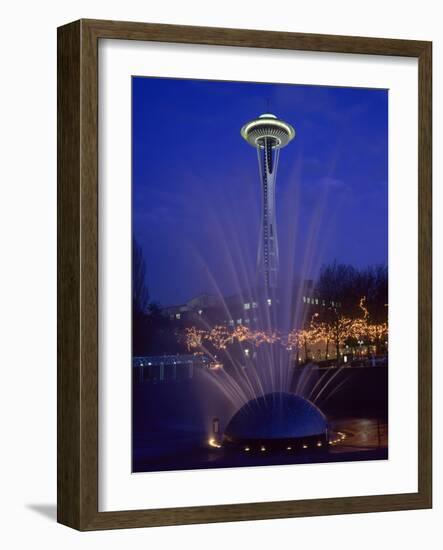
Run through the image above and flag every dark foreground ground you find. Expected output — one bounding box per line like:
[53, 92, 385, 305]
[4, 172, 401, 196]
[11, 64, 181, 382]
[133, 417, 388, 473]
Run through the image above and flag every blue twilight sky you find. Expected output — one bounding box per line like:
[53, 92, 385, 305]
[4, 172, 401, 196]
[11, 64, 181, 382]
[132, 77, 388, 307]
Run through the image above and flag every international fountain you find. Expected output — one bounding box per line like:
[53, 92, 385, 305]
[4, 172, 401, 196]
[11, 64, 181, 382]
[185, 113, 330, 453]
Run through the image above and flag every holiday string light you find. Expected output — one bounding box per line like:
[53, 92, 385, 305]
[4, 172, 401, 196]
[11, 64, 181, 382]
[183, 297, 388, 357]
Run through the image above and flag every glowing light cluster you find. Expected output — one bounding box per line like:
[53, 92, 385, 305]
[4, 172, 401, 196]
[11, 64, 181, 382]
[208, 438, 222, 449]
[184, 325, 280, 352]
[329, 432, 347, 445]
[184, 301, 387, 357]
[287, 297, 388, 356]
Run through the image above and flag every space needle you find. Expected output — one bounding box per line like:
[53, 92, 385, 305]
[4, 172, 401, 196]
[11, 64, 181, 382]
[241, 113, 295, 294]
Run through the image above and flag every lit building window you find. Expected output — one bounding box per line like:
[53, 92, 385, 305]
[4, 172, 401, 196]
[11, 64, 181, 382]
[252, 302, 258, 309]
[175, 313, 181, 320]
[315, 298, 319, 305]
[303, 296, 306, 303]
[267, 298, 272, 306]
[198, 309, 203, 315]
[237, 318, 242, 325]
[244, 303, 251, 310]
[307, 297, 311, 304]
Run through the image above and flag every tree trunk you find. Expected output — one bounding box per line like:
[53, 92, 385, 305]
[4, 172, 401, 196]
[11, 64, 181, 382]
[335, 321, 340, 366]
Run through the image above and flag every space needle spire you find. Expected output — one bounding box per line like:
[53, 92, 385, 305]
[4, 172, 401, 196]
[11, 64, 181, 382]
[241, 113, 295, 293]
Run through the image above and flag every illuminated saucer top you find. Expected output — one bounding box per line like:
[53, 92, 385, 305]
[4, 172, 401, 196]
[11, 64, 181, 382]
[240, 113, 295, 149]
[223, 392, 326, 443]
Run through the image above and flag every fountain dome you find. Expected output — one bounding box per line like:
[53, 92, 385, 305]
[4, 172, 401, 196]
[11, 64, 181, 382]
[223, 392, 328, 451]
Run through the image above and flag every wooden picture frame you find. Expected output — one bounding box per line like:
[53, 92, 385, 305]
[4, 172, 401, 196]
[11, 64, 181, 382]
[57, 19, 432, 530]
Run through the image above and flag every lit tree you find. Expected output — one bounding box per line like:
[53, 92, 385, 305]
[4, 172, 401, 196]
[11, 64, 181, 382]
[184, 326, 205, 351]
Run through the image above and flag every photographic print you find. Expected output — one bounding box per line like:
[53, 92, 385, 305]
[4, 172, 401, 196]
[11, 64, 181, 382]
[132, 76, 388, 473]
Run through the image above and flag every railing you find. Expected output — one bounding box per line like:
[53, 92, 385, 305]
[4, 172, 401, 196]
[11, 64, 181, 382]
[133, 354, 211, 383]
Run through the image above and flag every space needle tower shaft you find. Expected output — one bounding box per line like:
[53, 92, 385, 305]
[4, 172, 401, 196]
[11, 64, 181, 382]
[241, 113, 295, 292]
